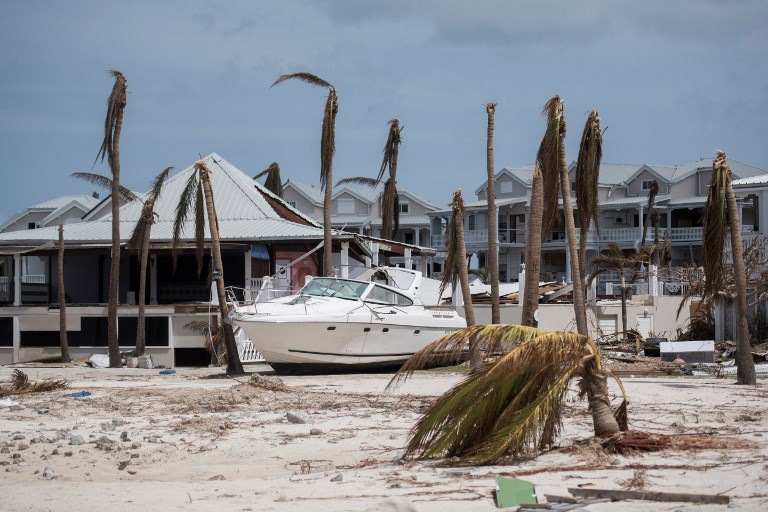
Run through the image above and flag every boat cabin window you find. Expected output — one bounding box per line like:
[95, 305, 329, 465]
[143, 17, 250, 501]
[300, 278, 368, 300]
[364, 284, 414, 306]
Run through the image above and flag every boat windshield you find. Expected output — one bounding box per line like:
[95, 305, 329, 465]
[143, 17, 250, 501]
[299, 278, 369, 301]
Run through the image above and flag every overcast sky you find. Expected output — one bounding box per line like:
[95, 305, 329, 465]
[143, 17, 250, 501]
[1, 0, 767, 221]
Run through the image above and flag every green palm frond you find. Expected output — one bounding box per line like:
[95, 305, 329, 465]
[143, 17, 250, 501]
[388, 324, 549, 389]
[1, 369, 69, 397]
[439, 190, 466, 300]
[537, 96, 565, 236]
[405, 331, 608, 464]
[148, 166, 172, 203]
[127, 167, 172, 252]
[702, 151, 730, 300]
[254, 162, 283, 197]
[576, 110, 602, 239]
[172, 169, 202, 269]
[336, 176, 380, 188]
[587, 243, 627, 285]
[71, 172, 139, 202]
[95, 70, 127, 169]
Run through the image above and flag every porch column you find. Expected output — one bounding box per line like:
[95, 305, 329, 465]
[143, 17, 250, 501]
[371, 242, 379, 267]
[149, 255, 158, 305]
[13, 253, 21, 306]
[638, 205, 644, 248]
[404, 248, 412, 270]
[565, 246, 572, 284]
[421, 254, 428, 275]
[414, 228, 420, 247]
[340, 241, 349, 278]
[244, 248, 252, 295]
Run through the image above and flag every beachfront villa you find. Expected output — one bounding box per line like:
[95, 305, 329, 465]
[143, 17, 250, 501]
[281, 179, 439, 275]
[429, 158, 768, 296]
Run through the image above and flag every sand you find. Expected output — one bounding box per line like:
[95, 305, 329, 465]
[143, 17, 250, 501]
[0, 364, 766, 511]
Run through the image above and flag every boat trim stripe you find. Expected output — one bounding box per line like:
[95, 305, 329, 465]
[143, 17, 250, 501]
[287, 349, 414, 358]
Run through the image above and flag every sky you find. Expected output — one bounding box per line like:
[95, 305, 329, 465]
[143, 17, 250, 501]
[1, 0, 767, 221]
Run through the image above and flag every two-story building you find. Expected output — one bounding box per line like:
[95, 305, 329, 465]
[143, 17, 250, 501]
[281, 179, 439, 274]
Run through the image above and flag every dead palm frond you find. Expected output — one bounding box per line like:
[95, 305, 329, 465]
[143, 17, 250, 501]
[0, 370, 69, 397]
[439, 191, 466, 300]
[126, 167, 172, 252]
[254, 162, 283, 197]
[95, 69, 127, 169]
[388, 324, 548, 389]
[336, 177, 380, 188]
[537, 96, 566, 237]
[71, 172, 139, 202]
[702, 153, 729, 301]
[403, 329, 625, 464]
[185, 320, 226, 366]
[576, 111, 602, 272]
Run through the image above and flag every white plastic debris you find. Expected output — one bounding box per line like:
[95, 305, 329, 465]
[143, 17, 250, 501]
[89, 354, 110, 368]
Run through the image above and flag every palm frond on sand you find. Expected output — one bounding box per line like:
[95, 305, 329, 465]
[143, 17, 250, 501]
[0, 370, 69, 397]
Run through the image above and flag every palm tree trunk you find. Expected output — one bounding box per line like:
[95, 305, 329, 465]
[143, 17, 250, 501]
[457, 226, 476, 329]
[323, 182, 334, 276]
[486, 103, 500, 324]
[107, 106, 124, 368]
[58, 224, 71, 363]
[522, 169, 544, 327]
[135, 222, 151, 356]
[584, 368, 621, 436]
[620, 271, 628, 339]
[726, 182, 756, 385]
[558, 136, 587, 335]
[200, 168, 245, 376]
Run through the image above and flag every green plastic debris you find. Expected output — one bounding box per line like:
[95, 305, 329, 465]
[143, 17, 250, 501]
[495, 475, 537, 508]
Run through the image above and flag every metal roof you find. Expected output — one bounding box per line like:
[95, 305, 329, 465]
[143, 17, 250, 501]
[0, 153, 326, 246]
[599, 195, 670, 208]
[667, 195, 708, 208]
[733, 173, 768, 187]
[30, 195, 101, 211]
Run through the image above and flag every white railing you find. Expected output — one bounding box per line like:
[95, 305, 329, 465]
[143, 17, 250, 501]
[498, 228, 526, 244]
[22, 274, 46, 284]
[600, 227, 641, 242]
[604, 282, 649, 296]
[235, 328, 264, 363]
[465, 229, 488, 244]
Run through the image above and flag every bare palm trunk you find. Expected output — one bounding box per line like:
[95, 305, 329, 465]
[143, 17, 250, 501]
[323, 181, 334, 276]
[727, 183, 756, 385]
[584, 369, 621, 436]
[620, 271, 628, 339]
[58, 224, 71, 363]
[107, 106, 124, 368]
[522, 170, 544, 327]
[457, 228, 475, 329]
[486, 103, 500, 324]
[135, 220, 151, 356]
[558, 135, 587, 335]
[200, 167, 245, 376]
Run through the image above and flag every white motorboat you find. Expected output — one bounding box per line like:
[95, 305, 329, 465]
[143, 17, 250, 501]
[231, 267, 466, 372]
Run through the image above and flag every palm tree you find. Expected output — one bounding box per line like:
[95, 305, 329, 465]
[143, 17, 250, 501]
[95, 70, 127, 368]
[702, 151, 755, 385]
[57, 224, 71, 363]
[538, 96, 587, 335]
[575, 111, 603, 280]
[172, 160, 245, 376]
[337, 118, 403, 246]
[587, 244, 649, 340]
[485, 103, 500, 324]
[389, 325, 624, 464]
[254, 162, 283, 198]
[272, 72, 338, 276]
[521, 167, 544, 327]
[377, 119, 402, 242]
[638, 180, 659, 254]
[126, 167, 171, 355]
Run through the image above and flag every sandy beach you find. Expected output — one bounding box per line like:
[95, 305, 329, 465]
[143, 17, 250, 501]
[1, 364, 766, 511]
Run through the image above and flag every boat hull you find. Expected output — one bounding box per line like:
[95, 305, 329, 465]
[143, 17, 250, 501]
[235, 316, 465, 373]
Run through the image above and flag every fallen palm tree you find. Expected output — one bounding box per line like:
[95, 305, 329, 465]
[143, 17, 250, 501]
[0, 369, 69, 397]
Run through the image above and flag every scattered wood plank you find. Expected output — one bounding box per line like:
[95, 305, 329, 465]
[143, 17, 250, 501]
[568, 487, 729, 504]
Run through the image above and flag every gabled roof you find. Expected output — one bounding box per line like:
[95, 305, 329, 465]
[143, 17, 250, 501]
[475, 165, 536, 195]
[0, 153, 325, 246]
[733, 173, 768, 188]
[283, 179, 324, 205]
[0, 194, 101, 232]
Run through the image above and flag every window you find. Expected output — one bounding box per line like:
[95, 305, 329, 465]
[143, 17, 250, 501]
[404, 232, 414, 244]
[641, 180, 656, 191]
[27, 222, 37, 230]
[399, 202, 409, 214]
[499, 181, 513, 194]
[468, 214, 476, 231]
[337, 198, 355, 214]
[288, 201, 297, 208]
[571, 181, 576, 192]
